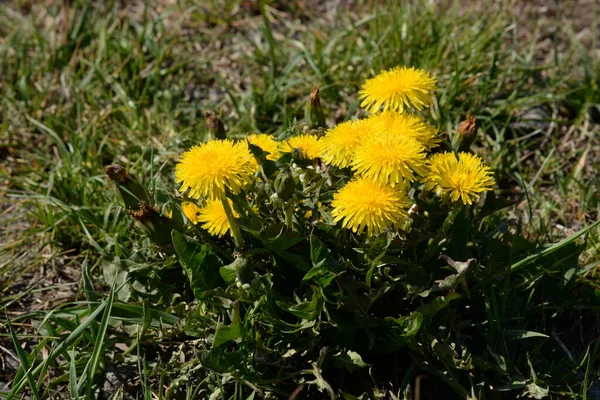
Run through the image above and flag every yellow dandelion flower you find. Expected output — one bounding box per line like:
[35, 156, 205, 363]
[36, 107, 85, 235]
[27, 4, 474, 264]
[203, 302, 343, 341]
[359, 66, 437, 114]
[279, 134, 324, 160]
[422, 152, 495, 205]
[352, 133, 427, 185]
[320, 119, 375, 168]
[367, 111, 440, 149]
[197, 199, 239, 237]
[182, 202, 202, 224]
[331, 177, 411, 236]
[247, 134, 281, 161]
[175, 139, 255, 200]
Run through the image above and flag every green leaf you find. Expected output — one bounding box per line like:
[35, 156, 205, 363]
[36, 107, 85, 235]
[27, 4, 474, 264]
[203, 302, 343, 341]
[213, 303, 244, 346]
[169, 200, 188, 233]
[302, 234, 337, 287]
[417, 292, 462, 324]
[303, 265, 337, 288]
[172, 231, 223, 299]
[523, 355, 549, 399]
[310, 233, 331, 267]
[278, 250, 311, 272]
[102, 258, 130, 302]
[277, 289, 323, 320]
[365, 251, 386, 287]
[219, 263, 237, 285]
[510, 219, 600, 272]
[434, 256, 476, 292]
[503, 330, 549, 341]
[372, 312, 423, 353]
[429, 334, 474, 370]
[201, 347, 244, 374]
[332, 350, 371, 373]
[524, 382, 550, 399]
[270, 234, 304, 252]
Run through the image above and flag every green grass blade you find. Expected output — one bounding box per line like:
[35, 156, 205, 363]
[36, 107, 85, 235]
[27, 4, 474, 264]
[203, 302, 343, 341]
[7, 300, 108, 399]
[260, 1, 277, 85]
[5, 313, 42, 400]
[69, 350, 78, 400]
[84, 284, 115, 398]
[511, 219, 600, 272]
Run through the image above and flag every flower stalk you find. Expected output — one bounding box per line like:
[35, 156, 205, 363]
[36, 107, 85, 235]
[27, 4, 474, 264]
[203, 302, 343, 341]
[426, 204, 464, 259]
[221, 195, 244, 247]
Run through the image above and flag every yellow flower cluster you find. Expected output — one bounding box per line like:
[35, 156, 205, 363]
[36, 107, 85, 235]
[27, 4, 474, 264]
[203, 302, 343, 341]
[173, 65, 495, 238]
[325, 66, 495, 236]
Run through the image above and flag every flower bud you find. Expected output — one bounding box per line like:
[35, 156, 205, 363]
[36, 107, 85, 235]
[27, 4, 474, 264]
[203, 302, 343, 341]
[304, 85, 326, 129]
[205, 110, 226, 140]
[233, 256, 254, 284]
[452, 115, 477, 152]
[290, 147, 305, 161]
[129, 202, 172, 245]
[105, 164, 150, 210]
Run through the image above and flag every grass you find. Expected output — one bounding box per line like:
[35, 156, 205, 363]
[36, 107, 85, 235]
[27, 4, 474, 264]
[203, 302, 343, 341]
[0, 0, 599, 398]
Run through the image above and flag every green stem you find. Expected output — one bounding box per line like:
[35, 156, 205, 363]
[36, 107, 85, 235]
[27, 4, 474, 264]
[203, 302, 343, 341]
[426, 204, 464, 259]
[221, 195, 244, 248]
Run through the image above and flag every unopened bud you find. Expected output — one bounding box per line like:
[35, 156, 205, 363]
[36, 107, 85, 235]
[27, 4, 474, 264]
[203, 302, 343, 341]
[452, 115, 477, 152]
[291, 147, 305, 161]
[304, 85, 326, 129]
[105, 164, 150, 209]
[233, 256, 254, 284]
[129, 202, 172, 245]
[205, 110, 226, 140]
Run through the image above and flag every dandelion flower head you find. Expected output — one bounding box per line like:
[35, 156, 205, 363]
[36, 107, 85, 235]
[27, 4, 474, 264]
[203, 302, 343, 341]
[279, 134, 324, 160]
[247, 134, 281, 161]
[175, 139, 255, 200]
[182, 202, 202, 224]
[352, 133, 427, 185]
[320, 119, 375, 168]
[367, 111, 440, 149]
[359, 66, 437, 114]
[422, 152, 495, 205]
[197, 199, 239, 237]
[331, 177, 411, 236]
